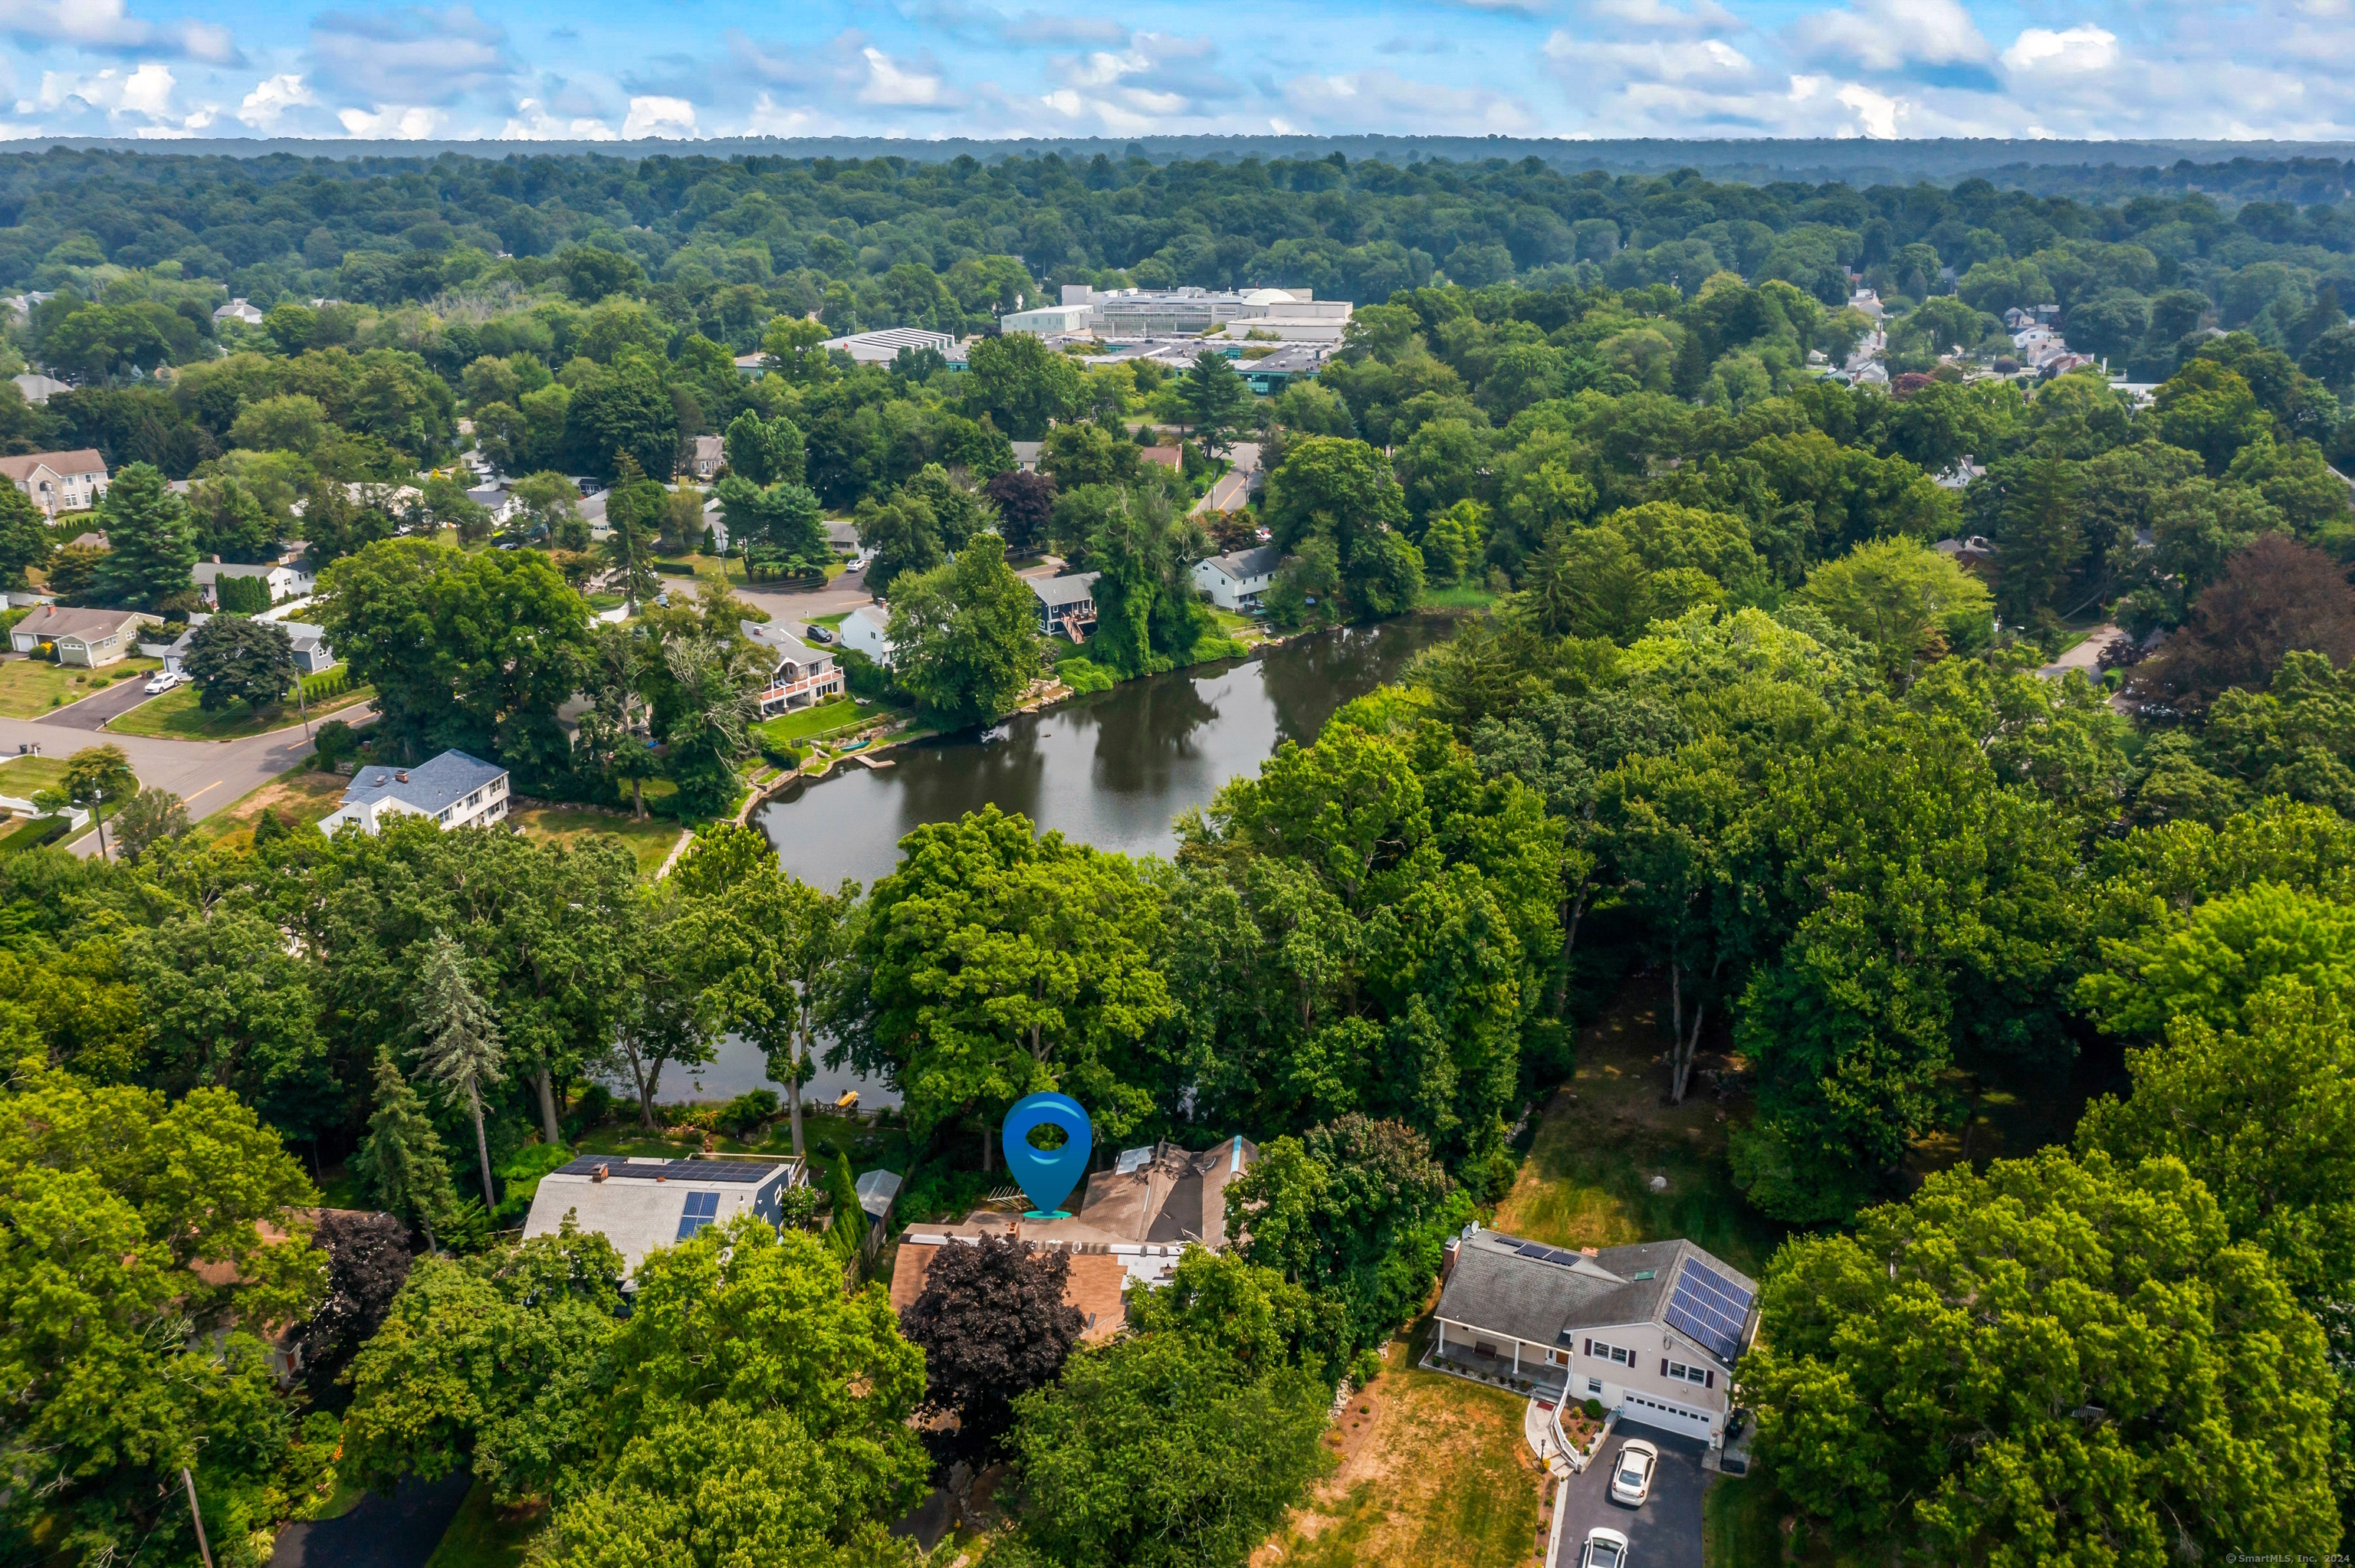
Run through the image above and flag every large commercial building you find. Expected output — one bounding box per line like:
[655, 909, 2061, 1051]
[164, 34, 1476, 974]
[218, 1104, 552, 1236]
[1007, 285, 1353, 343]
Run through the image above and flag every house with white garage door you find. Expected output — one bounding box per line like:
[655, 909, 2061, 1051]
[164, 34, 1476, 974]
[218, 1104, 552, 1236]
[1429, 1227, 1756, 1446]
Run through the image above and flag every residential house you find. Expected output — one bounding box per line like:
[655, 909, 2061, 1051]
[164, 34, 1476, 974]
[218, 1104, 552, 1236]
[1139, 445, 1182, 473]
[11, 372, 67, 405]
[685, 435, 724, 481]
[1430, 1227, 1756, 1446]
[317, 750, 511, 836]
[1933, 535, 2001, 573]
[522, 1154, 808, 1280]
[840, 602, 895, 666]
[1191, 544, 1282, 612]
[280, 622, 337, 675]
[741, 618, 844, 714]
[192, 559, 314, 608]
[1933, 456, 1987, 490]
[8, 605, 158, 667]
[1030, 570, 1100, 640]
[0, 449, 108, 517]
[214, 297, 267, 326]
[826, 520, 862, 558]
[1010, 441, 1044, 473]
[733, 352, 765, 379]
[893, 1137, 1258, 1340]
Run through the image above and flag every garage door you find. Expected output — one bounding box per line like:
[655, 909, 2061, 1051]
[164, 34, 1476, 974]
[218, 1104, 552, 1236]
[1618, 1391, 1714, 1438]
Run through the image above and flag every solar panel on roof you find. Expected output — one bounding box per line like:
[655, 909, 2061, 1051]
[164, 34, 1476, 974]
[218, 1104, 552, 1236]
[1664, 1257, 1755, 1362]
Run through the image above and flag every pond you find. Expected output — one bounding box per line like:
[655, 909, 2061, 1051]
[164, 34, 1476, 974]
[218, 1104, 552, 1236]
[672, 614, 1463, 1105]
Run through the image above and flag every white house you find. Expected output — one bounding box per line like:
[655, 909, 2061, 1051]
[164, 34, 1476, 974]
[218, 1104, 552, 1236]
[521, 1153, 807, 1280]
[192, 559, 314, 607]
[1031, 571, 1101, 640]
[1430, 1228, 1756, 1447]
[11, 372, 67, 405]
[741, 618, 844, 714]
[1191, 545, 1282, 612]
[840, 603, 895, 667]
[281, 622, 337, 675]
[317, 750, 510, 836]
[214, 297, 267, 326]
[8, 604, 158, 667]
[0, 449, 107, 517]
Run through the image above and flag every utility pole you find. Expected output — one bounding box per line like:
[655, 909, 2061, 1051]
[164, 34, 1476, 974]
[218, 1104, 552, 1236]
[181, 1466, 215, 1568]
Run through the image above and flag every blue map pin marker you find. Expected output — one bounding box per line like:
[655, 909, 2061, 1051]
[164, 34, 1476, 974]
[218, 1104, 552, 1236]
[1002, 1092, 1092, 1219]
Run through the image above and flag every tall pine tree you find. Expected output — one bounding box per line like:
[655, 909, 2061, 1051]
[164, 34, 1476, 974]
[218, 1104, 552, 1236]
[93, 462, 198, 609]
[353, 1046, 463, 1249]
[412, 933, 506, 1211]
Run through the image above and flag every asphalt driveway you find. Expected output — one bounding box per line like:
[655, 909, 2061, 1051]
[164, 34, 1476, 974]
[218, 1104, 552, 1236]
[39, 672, 163, 730]
[1552, 1423, 1707, 1568]
[269, 1471, 471, 1568]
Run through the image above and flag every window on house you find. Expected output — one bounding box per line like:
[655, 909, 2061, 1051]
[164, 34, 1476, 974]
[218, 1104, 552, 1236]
[676, 1189, 721, 1238]
[1588, 1378, 1604, 1396]
[1667, 1361, 1709, 1386]
[1590, 1340, 1633, 1366]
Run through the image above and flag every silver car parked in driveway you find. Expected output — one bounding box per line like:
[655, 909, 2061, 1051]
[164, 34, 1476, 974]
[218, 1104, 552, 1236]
[1610, 1438, 1659, 1507]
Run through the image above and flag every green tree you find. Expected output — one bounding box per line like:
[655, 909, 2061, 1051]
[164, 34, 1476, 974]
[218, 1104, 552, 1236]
[721, 408, 807, 487]
[110, 785, 188, 862]
[183, 612, 294, 710]
[92, 461, 198, 609]
[0, 481, 52, 586]
[412, 931, 506, 1211]
[601, 453, 665, 608]
[1742, 1149, 2340, 1563]
[655, 633, 764, 817]
[1179, 349, 1250, 458]
[0, 1063, 327, 1564]
[1261, 436, 1423, 620]
[61, 743, 135, 858]
[353, 1045, 464, 1249]
[1799, 536, 1992, 688]
[839, 805, 1172, 1164]
[1009, 1329, 1332, 1568]
[121, 907, 330, 1140]
[885, 531, 1043, 724]
[965, 332, 1085, 440]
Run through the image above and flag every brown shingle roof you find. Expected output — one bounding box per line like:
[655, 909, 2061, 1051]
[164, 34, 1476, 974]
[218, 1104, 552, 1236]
[890, 1238, 1128, 1341]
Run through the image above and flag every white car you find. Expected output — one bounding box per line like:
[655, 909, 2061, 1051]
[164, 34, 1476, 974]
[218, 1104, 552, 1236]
[143, 670, 185, 695]
[1609, 1438, 1658, 1507]
[1581, 1526, 1631, 1568]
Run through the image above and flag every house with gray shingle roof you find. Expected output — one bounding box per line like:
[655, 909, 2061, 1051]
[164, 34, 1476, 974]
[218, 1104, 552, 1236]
[1430, 1226, 1757, 1446]
[317, 750, 510, 836]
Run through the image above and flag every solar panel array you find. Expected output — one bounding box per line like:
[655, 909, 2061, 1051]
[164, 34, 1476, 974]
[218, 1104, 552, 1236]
[1515, 1240, 1596, 1268]
[676, 1189, 721, 1239]
[1665, 1257, 1754, 1362]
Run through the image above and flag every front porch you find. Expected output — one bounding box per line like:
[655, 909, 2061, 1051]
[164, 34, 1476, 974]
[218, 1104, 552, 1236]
[1422, 1320, 1573, 1400]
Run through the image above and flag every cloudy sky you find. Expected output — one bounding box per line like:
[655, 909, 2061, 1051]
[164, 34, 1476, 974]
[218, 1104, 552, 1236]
[5, 0, 2354, 144]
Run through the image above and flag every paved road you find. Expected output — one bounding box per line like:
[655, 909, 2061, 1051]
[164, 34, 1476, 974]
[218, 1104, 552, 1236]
[1550, 1425, 1707, 1568]
[39, 672, 166, 731]
[734, 561, 875, 630]
[0, 700, 375, 857]
[269, 1471, 471, 1568]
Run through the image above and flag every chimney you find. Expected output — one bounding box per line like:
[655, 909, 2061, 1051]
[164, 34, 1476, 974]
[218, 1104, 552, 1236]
[592, 1163, 609, 1183]
[1579, 1246, 1599, 1257]
[395, 771, 409, 783]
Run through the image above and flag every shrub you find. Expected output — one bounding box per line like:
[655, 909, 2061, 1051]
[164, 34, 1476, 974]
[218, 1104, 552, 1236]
[561, 1083, 614, 1142]
[1581, 1398, 1604, 1421]
[714, 1088, 779, 1138]
[1056, 656, 1116, 694]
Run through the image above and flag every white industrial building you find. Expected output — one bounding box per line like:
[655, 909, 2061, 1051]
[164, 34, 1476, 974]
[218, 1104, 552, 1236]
[1001, 285, 1352, 343]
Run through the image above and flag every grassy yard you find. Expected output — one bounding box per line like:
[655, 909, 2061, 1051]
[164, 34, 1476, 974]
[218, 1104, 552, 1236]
[754, 696, 871, 748]
[1490, 985, 1788, 1281]
[508, 803, 685, 878]
[1704, 1471, 1859, 1567]
[0, 655, 159, 718]
[1259, 1319, 1545, 1568]
[0, 756, 75, 798]
[192, 765, 350, 850]
[424, 1482, 544, 1568]
[1422, 583, 1502, 612]
[107, 681, 373, 740]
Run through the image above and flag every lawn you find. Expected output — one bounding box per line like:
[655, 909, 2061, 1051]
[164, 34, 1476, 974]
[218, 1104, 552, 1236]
[1422, 583, 1502, 611]
[107, 681, 373, 740]
[1489, 984, 1788, 1281]
[424, 1481, 544, 1568]
[192, 765, 350, 850]
[1261, 1319, 1545, 1568]
[0, 655, 159, 718]
[754, 696, 871, 748]
[508, 802, 687, 878]
[0, 756, 75, 798]
[1705, 1471, 1858, 1567]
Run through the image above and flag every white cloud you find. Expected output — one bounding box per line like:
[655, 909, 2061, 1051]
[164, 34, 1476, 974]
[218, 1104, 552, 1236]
[501, 97, 614, 138]
[1833, 78, 1900, 136]
[1278, 67, 1532, 134]
[0, 0, 241, 64]
[858, 46, 950, 107]
[38, 59, 170, 113]
[1796, 0, 1989, 71]
[310, 6, 510, 104]
[1584, 0, 1742, 32]
[742, 93, 816, 136]
[336, 103, 445, 137]
[621, 93, 695, 136]
[237, 73, 316, 130]
[1554, 34, 1755, 82]
[2001, 25, 2119, 75]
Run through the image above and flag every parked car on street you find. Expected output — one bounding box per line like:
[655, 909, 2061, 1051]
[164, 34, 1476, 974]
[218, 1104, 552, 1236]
[1610, 1438, 1659, 1506]
[1581, 1526, 1631, 1568]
